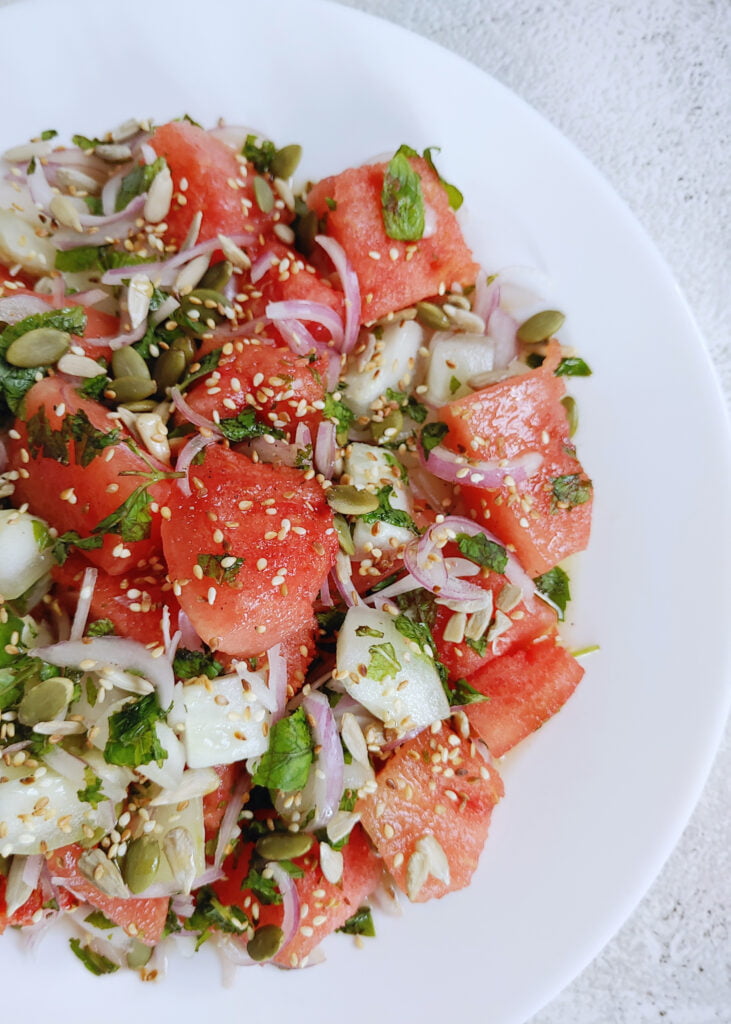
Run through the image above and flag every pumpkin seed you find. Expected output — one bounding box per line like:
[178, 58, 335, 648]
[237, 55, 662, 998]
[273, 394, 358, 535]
[561, 395, 578, 436]
[371, 408, 403, 443]
[94, 143, 133, 163]
[198, 259, 233, 293]
[78, 848, 129, 899]
[255, 832, 313, 861]
[326, 484, 380, 516]
[112, 345, 151, 381]
[271, 144, 302, 181]
[333, 513, 355, 556]
[253, 176, 274, 214]
[153, 347, 187, 391]
[79, 826, 106, 849]
[516, 309, 565, 344]
[17, 676, 74, 727]
[171, 335, 197, 364]
[179, 288, 233, 326]
[123, 836, 161, 894]
[107, 376, 157, 404]
[5, 327, 70, 367]
[127, 939, 153, 970]
[120, 399, 158, 413]
[415, 301, 451, 331]
[247, 924, 284, 962]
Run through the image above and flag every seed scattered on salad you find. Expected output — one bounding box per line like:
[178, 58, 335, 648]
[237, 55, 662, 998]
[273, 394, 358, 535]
[0, 114, 593, 978]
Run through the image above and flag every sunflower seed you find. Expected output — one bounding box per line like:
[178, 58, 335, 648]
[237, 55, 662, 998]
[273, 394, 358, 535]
[94, 143, 133, 163]
[144, 164, 173, 224]
[50, 195, 83, 232]
[217, 233, 251, 270]
[126, 273, 154, 330]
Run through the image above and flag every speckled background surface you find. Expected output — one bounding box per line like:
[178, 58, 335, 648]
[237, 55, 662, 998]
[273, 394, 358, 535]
[0, 0, 728, 1019]
[336, 1, 731, 1021]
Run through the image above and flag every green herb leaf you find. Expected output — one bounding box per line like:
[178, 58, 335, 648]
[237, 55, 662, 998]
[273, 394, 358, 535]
[252, 707, 314, 792]
[26, 406, 70, 464]
[40, 129, 57, 141]
[449, 375, 461, 395]
[242, 134, 277, 173]
[92, 485, 154, 543]
[0, 613, 27, 669]
[394, 587, 438, 628]
[69, 938, 120, 975]
[185, 885, 249, 950]
[534, 566, 571, 620]
[240, 868, 283, 905]
[0, 306, 86, 415]
[551, 474, 593, 511]
[163, 904, 182, 937]
[87, 618, 115, 637]
[465, 635, 488, 657]
[77, 374, 111, 402]
[115, 156, 165, 212]
[384, 388, 428, 424]
[422, 146, 464, 210]
[172, 648, 223, 680]
[104, 693, 167, 768]
[556, 357, 592, 377]
[218, 407, 283, 443]
[339, 787, 358, 813]
[455, 532, 508, 573]
[77, 766, 105, 808]
[84, 910, 116, 930]
[449, 677, 489, 706]
[381, 146, 425, 241]
[315, 608, 346, 636]
[66, 410, 121, 467]
[196, 553, 244, 585]
[393, 614, 432, 654]
[323, 392, 356, 444]
[178, 348, 221, 391]
[337, 906, 376, 937]
[51, 531, 104, 566]
[359, 485, 419, 533]
[72, 134, 105, 151]
[355, 625, 384, 638]
[367, 641, 400, 681]
[420, 421, 448, 457]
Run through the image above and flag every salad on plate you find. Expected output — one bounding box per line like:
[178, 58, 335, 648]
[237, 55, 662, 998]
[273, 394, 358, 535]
[0, 116, 593, 977]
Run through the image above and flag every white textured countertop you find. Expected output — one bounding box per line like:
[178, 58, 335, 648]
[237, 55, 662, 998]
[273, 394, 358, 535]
[338, 1, 731, 1020]
[0, 0, 728, 1019]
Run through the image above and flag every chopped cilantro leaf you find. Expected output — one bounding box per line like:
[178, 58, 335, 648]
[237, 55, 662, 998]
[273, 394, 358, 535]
[337, 906, 376, 937]
[240, 868, 283, 905]
[218, 407, 283, 443]
[69, 938, 119, 975]
[77, 766, 105, 808]
[359, 485, 419, 533]
[196, 553, 244, 585]
[242, 134, 277, 173]
[381, 145, 425, 241]
[323, 392, 355, 444]
[420, 421, 448, 457]
[385, 388, 428, 424]
[173, 648, 223, 680]
[252, 707, 314, 792]
[367, 641, 400, 681]
[534, 566, 571, 620]
[455, 532, 508, 573]
[104, 693, 167, 769]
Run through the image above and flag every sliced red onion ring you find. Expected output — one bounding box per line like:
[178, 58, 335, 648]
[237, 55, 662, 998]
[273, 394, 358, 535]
[319, 574, 334, 608]
[100, 232, 257, 287]
[69, 566, 98, 641]
[175, 432, 218, 497]
[101, 169, 125, 217]
[170, 386, 223, 436]
[488, 306, 519, 369]
[27, 159, 54, 211]
[265, 300, 344, 347]
[266, 643, 288, 723]
[419, 443, 543, 489]
[214, 773, 251, 868]
[363, 572, 420, 604]
[273, 317, 319, 356]
[472, 271, 500, 324]
[83, 316, 147, 351]
[331, 550, 362, 608]
[250, 249, 277, 284]
[247, 437, 299, 467]
[314, 420, 336, 478]
[267, 861, 301, 953]
[0, 293, 52, 324]
[52, 195, 148, 250]
[72, 288, 111, 308]
[177, 608, 203, 650]
[302, 691, 344, 830]
[315, 234, 360, 353]
[33, 636, 174, 709]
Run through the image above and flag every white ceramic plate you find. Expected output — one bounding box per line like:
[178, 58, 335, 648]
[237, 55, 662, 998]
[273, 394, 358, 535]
[2, 0, 730, 1021]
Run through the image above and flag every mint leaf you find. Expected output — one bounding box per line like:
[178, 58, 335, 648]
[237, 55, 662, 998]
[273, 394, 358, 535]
[115, 157, 165, 212]
[252, 707, 314, 792]
[76, 766, 105, 808]
[218, 408, 282, 443]
[359, 485, 419, 533]
[242, 134, 276, 173]
[196, 553, 244, 585]
[84, 910, 116, 930]
[0, 306, 86, 415]
[92, 485, 153, 543]
[534, 566, 571, 620]
[185, 886, 249, 950]
[172, 648, 223, 680]
[87, 618, 115, 637]
[337, 906, 376, 937]
[240, 868, 283, 905]
[422, 146, 464, 211]
[69, 938, 119, 976]
[449, 677, 489, 706]
[382, 146, 425, 241]
[179, 348, 221, 391]
[77, 374, 111, 402]
[104, 693, 167, 768]
[367, 641, 400, 681]
[420, 421, 448, 457]
[323, 392, 355, 444]
[455, 533, 508, 573]
[551, 474, 593, 511]
[465, 635, 488, 657]
[555, 356, 592, 377]
[51, 531, 104, 566]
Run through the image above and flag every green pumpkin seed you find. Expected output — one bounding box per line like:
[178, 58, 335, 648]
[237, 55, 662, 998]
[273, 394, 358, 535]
[79, 826, 106, 849]
[171, 335, 197, 364]
[5, 327, 70, 368]
[333, 513, 355, 556]
[198, 259, 233, 293]
[107, 376, 157, 404]
[247, 924, 284, 962]
[127, 939, 153, 970]
[415, 301, 451, 331]
[179, 289, 233, 326]
[255, 832, 314, 861]
[123, 836, 162, 894]
[517, 309, 565, 344]
[154, 347, 188, 391]
[18, 676, 73, 726]
[371, 408, 404, 443]
[271, 144, 302, 181]
[112, 346, 151, 381]
[293, 208, 318, 257]
[326, 484, 380, 516]
[253, 176, 275, 214]
[120, 399, 158, 413]
[561, 395, 578, 437]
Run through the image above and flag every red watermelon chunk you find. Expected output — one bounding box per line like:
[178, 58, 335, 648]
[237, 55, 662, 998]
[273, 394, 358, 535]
[308, 156, 479, 322]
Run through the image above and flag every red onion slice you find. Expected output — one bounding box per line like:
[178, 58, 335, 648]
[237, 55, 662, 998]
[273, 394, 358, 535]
[419, 443, 543, 489]
[363, 572, 421, 604]
[27, 159, 54, 211]
[33, 636, 174, 708]
[213, 773, 251, 869]
[170, 386, 223, 436]
[83, 316, 147, 351]
[177, 608, 203, 650]
[302, 691, 344, 830]
[69, 566, 98, 641]
[273, 317, 319, 356]
[175, 432, 218, 496]
[331, 550, 362, 608]
[100, 232, 257, 287]
[266, 643, 288, 723]
[0, 294, 52, 324]
[266, 300, 344, 347]
[42, 746, 88, 787]
[101, 169, 125, 217]
[250, 249, 277, 284]
[319, 574, 334, 608]
[314, 420, 336, 478]
[488, 306, 519, 369]
[266, 861, 301, 953]
[472, 272, 500, 324]
[315, 235, 361, 353]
